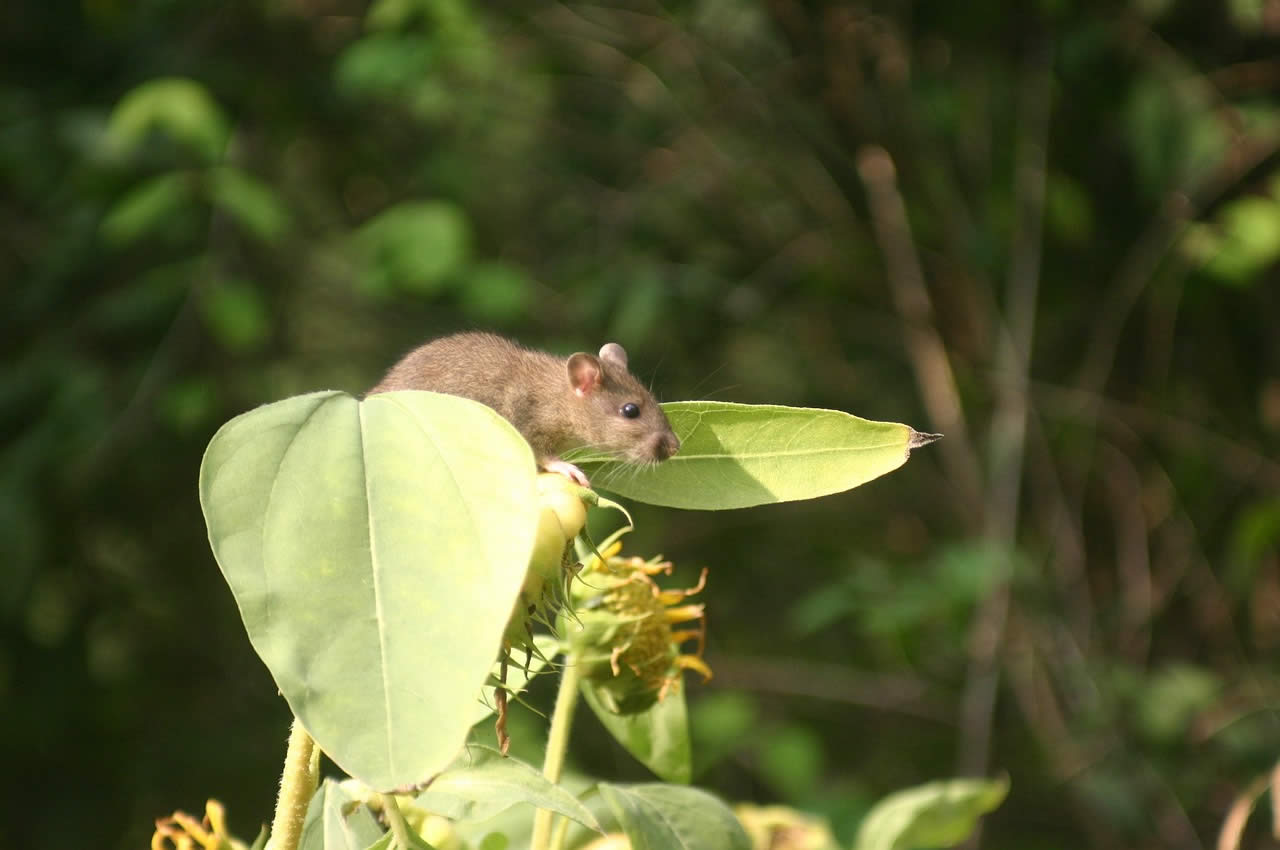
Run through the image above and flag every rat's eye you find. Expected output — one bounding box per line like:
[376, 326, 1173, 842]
[621, 402, 641, 419]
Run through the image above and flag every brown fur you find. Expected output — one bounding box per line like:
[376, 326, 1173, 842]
[367, 333, 679, 467]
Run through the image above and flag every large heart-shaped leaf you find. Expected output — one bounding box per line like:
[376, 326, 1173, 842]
[598, 783, 751, 850]
[574, 402, 938, 510]
[200, 390, 539, 791]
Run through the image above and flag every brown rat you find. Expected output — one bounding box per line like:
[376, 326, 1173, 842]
[367, 332, 680, 485]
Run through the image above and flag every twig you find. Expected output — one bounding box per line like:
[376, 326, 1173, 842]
[957, 41, 1053, 849]
[854, 145, 984, 516]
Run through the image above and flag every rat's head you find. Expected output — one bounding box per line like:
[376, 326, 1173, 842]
[565, 343, 680, 464]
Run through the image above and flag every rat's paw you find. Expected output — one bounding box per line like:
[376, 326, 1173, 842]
[543, 459, 591, 488]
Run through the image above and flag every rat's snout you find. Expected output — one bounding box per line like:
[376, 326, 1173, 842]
[652, 431, 680, 461]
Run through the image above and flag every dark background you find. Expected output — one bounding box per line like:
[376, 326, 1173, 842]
[5, 1, 1280, 847]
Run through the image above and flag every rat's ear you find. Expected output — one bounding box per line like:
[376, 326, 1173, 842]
[598, 343, 628, 371]
[567, 352, 603, 397]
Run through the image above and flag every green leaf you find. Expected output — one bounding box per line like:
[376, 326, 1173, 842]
[362, 834, 394, 850]
[156, 377, 217, 433]
[854, 777, 1009, 850]
[199, 390, 540, 790]
[299, 779, 385, 850]
[412, 744, 601, 830]
[458, 262, 534, 324]
[353, 201, 472, 296]
[334, 33, 438, 100]
[106, 77, 229, 161]
[100, 173, 194, 247]
[598, 783, 751, 850]
[201, 278, 272, 353]
[1202, 197, 1280, 285]
[581, 679, 692, 784]
[207, 167, 293, 242]
[755, 725, 823, 798]
[1135, 664, 1221, 742]
[575, 402, 939, 510]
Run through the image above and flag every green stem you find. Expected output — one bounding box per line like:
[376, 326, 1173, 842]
[530, 658, 582, 850]
[380, 793, 414, 849]
[265, 718, 318, 850]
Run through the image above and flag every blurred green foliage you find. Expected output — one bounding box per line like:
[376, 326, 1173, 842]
[4, 0, 1280, 848]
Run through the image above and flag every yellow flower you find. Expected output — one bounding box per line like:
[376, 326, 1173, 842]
[566, 539, 712, 713]
[152, 800, 249, 850]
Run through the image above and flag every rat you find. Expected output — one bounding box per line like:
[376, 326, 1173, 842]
[366, 332, 680, 486]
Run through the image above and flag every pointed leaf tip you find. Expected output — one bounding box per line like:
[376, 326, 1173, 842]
[908, 429, 943, 449]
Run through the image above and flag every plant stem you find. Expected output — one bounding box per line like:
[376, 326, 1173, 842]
[265, 717, 318, 850]
[530, 657, 582, 850]
[380, 793, 414, 849]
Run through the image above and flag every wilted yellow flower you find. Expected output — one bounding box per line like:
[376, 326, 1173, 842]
[566, 539, 712, 713]
[152, 799, 250, 850]
[735, 804, 840, 850]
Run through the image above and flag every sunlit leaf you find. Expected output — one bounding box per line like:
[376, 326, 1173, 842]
[576, 402, 939, 510]
[854, 776, 1009, 850]
[1202, 197, 1280, 285]
[106, 77, 229, 161]
[353, 201, 471, 295]
[581, 679, 692, 784]
[335, 33, 437, 97]
[199, 390, 539, 790]
[598, 783, 751, 850]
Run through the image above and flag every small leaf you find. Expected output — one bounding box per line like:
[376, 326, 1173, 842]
[100, 173, 194, 247]
[413, 745, 601, 831]
[207, 167, 292, 242]
[335, 32, 432, 94]
[200, 390, 540, 790]
[598, 783, 751, 850]
[1202, 197, 1280, 285]
[299, 779, 384, 850]
[201, 278, 272, 353]
[1136, 664, 1221, 742]
[854, 776, 1009, 850]
[458, 262, 534, 324]
[581, 680, 692, 784]
[353, 201, 471, 295]
[156, 378, 217, 433]
[576, 402, 936, 510]
[755, 725, 823, 798]
[106, 77, 229, 161]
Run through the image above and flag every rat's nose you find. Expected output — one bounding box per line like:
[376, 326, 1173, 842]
[653, 432, 680, 461]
